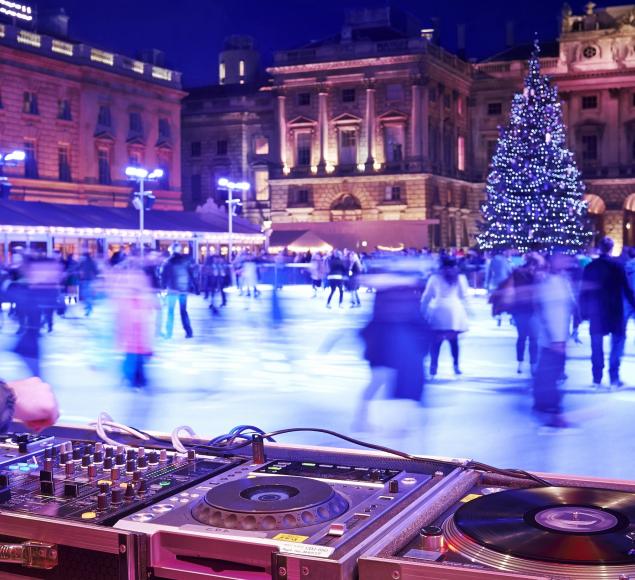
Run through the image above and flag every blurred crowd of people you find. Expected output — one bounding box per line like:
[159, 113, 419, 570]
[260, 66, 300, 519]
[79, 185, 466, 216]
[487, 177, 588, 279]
[1, 239, 634, 432]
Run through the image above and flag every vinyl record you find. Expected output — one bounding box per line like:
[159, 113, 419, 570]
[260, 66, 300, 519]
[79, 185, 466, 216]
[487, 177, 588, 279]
[453, 486, 635, 565]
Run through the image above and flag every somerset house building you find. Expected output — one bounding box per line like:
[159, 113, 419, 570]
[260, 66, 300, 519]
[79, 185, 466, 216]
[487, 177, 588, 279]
[182, 3, 635, 252]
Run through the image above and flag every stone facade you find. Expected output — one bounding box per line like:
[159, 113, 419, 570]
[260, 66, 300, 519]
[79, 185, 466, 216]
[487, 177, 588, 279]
[181, 4, 635, 250]
[0, 19, 184, 210]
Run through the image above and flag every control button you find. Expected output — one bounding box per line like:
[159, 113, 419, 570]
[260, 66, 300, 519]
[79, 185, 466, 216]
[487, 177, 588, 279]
[190, 493, 200, 498]
[151, 504, 174, 513]
[179, 499, 189, 503]
[159, 481, 170, 487]
[40, 480, 55, 496]
[388, 480, 399, 494]
[64, 482, 79, 498]
[149, 484, 162, 491]
[327, 523, 346, 537]
[179, 492, 190, 497]
[402, 477, 417, 485]
[81, 511, 97, 520]
[131, 513, 153, 522]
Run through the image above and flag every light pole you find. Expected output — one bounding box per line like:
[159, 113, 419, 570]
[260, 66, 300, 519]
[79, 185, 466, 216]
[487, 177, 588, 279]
[0, 150, 26, 197]
[217, 178, 249, 259]
[125, 166, 164, 259]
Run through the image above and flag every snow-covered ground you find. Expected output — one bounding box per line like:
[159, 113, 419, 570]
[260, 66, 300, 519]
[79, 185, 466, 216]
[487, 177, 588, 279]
[1, 285, 634, 480]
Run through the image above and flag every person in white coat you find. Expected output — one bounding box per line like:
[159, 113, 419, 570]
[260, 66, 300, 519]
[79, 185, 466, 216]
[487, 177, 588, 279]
[421, 256, 470, 376]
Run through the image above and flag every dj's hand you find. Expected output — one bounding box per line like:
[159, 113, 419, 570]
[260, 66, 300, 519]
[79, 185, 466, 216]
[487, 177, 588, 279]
[8, 377, 60, 431]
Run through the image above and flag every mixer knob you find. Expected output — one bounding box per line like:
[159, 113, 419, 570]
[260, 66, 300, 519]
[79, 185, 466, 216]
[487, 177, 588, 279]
[44, 458, 53, 472]
[40, 480, 55, 496]
[187, 449, 196, 461]
[44, 446, 53, 459]
[125, 483, 135, 500]
[87, 464, 97, 479]
[110, 467, 120, 481]
[137, 479, 148, 494]
[97, 492, 109, 511]
[94, 442, 103, 453]
[103, 457, 113, 470]
[93, 451, 104, 464]
[72, 447, 82, 461]
[115, 454, 125, 466]
[52, 445, 62, 457]
[116, 445, 126, 455]
[39, 470, 52, 482]
[0, 474, 9, 487]
[65, 462, 75, 478]
[111, 487, 124, 504]
[137, 455, 148, 469]
[126, 449, 137, 460]
[369, 469, 382, 481]
[64, 441, 73, 453]
[60, 452, 71, 465]
[126, 459, 137, 473]
[137, 447, 145, 457]
[132, 470, 141, 481]
[159, 449, 168, 463]
[81, 455, 92, 468]
[147, 451, 158, 465]
[104, 446, 114, 459]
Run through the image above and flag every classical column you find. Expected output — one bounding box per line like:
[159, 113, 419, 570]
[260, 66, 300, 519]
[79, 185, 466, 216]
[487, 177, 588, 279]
[277, 94, 288, 170]
[410, 83, 422, 162]
[318, 87, 328, 172]
[365, 82, 376, 169]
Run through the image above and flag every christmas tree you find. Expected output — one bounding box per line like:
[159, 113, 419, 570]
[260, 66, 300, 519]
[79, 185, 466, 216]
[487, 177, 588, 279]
[478, 40, 592, 254]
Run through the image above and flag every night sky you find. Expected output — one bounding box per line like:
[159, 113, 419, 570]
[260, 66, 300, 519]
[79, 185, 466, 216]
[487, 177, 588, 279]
[34, 0, 590, 88]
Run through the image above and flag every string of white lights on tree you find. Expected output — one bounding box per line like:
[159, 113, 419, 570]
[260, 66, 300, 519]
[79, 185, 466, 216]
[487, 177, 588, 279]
[478, 39, 593, 254]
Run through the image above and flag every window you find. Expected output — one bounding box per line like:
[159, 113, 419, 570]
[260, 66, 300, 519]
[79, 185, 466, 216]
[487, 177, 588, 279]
[583, 45, 597, 59]
[219, 62, 226, 84]
[384, 125, 405, 163]
[57, 99, 71, 121]
[158, 118, 171, 140]
[487, 102, 502, 116]
[129, 112, 143, 135]
[582, 95, 598, 110]
[338, 129, 357, 165]
[443, 94, 451, 109]
[97, 105, 111, 128]
[429, 87, 437, 102]
[298, 92, 311, 106]
[239, 60, 245, 77]
[386, 84, 404, 102]
[581, 134, 598, 162]
[457, 136, 466, 171]
[128, 150, 143, 167]
[216, 139, 228, 156]
[254, 169, 269, 201]
[342, 88, 356, 103]
[23, 92, 38, 115]
[384, 185, 402, 202]
[191, 174, 202, 205]
[58, 145, 71, 181]
[457, 95, 464, 115]
[191, 141, 202, 157]
[296, 132, 312, 166]
[24, 140, 38, 178]
[97, 147, 111, 184]
[289, 187, 311, 206]
[158, 160, 170, 190]
[253, 135, 269, 155]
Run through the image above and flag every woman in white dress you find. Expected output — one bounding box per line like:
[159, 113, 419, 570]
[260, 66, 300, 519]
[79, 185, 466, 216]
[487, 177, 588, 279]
[421, 256, 469, 376]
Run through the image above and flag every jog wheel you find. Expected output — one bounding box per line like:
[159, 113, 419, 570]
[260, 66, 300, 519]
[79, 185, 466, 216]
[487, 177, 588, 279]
[191, 475, 349, 531]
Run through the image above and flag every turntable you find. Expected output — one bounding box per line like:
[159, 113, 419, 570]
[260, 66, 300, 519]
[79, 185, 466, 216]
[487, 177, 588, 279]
[115, 454, 463, 579]
[359, 471, 635, 580]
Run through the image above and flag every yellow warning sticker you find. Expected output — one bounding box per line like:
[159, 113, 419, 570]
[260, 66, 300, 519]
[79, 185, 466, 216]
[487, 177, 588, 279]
[273, 533, 309, 543]
[460, 494, 482, 503]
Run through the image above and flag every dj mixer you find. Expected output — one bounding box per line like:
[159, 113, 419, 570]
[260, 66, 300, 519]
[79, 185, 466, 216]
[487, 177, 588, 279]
[1, 427, 635, 580]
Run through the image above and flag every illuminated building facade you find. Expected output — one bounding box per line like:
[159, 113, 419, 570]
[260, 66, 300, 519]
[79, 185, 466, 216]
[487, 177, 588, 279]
[182, 4, 635, 250]
[0, 8, 185, 211]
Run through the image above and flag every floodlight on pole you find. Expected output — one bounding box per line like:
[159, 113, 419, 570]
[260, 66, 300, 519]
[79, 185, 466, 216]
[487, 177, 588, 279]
[125, 166, 163, 258]
[217, 177, 250, 258]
